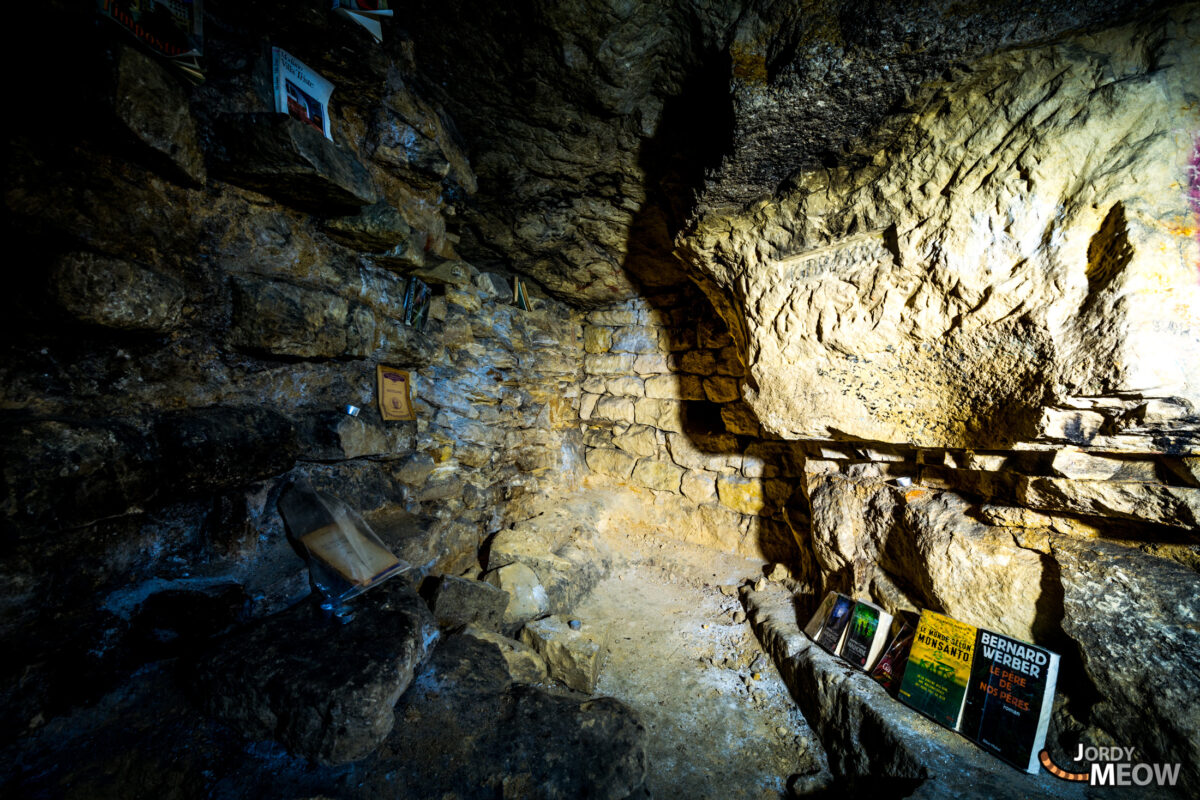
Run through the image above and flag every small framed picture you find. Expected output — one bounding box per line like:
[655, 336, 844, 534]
[377, 365, 415, 421]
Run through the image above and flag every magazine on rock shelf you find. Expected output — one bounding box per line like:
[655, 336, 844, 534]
[272, 47, 335, 140]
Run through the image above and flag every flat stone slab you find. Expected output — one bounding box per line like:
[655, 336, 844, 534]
[214, 113, 378, 213]
[190, 579, 437, 765]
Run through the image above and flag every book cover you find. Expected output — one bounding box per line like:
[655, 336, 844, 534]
[271, 47, 334, 140]
[300, 520, 400, 587]
[332, 1, 392, 43]
[841, 601, 893, 671]
[815, 593, 854, 655]
[513, 276, 529, 310]
[98, 0, 204, 80]
[897, 610, 977, 729]
[960, 629, 1061, 773]
[803, 591, 839, 639]
[404, 277, 431, 330]
[870, 619, 915, 695]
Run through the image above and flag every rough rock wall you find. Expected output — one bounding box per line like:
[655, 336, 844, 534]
[683, 6, 1200, 447]
[403, 0, 1165, 307]
[678, 6, 1200, 790]
[0, 2, 584, 741]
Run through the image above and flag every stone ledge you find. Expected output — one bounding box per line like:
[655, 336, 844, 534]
[214, 113, 378, 213]
[742, 583, 1098, 800]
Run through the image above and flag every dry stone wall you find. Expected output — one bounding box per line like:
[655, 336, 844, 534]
[578, 284, 808, 566]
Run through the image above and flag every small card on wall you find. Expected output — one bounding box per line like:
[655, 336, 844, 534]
[377, 365, 415, 421]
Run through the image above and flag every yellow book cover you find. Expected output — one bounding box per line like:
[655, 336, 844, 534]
[301, 522, 400, 587]
[897, 610, 977, 729]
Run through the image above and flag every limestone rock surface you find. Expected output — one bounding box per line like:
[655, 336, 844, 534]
[682, 7, 1200, 449]
[484, 562, 550, 626]
[520, 615, 608, 694]
[1053, 538, 1200, 794]
[462, 625, 549, 683]
[385, 632, 647, 798]
[190, 580, 437, 765]
[427, 574, 509, 631]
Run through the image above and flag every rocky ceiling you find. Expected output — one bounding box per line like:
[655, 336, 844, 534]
[402, 0, 1171, 307]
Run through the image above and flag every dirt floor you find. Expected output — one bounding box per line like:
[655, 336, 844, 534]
[575, 529, 826, 799]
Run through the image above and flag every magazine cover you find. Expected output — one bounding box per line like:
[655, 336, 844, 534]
[272, 47, 335, 140]
[404, 277, 432, 331]
[98, 0, 204, 80]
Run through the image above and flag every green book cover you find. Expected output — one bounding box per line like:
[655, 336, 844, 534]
[841, 602, 881, 668]
[897, 610, 976, 729]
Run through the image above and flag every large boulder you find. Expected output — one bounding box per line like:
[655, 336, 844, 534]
[682, 7, 1200, 450]
[381, 631, 647, 798]
[190, 579, 437, 764]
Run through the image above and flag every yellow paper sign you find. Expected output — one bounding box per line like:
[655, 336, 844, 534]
[377, 365, 415, 421]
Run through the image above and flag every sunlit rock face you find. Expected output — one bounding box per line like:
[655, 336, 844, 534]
[682, 7, 1200, 448]
[405, 0, 1149, 307]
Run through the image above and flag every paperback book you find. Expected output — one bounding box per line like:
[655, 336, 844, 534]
[897, 610, 977, 729]
[815, 593, 854, 655]
[841, 600, 894, 672]
[960, 629, 1060, 774]
[332, 1, 393, 43]
[98, 0, 205, 81]
[403, 277, 431, 331]
[513, 276, 529, 310]
[803, 591, 840, 639]
[870, 618, 915, 695]
[272, 47, 334, 140]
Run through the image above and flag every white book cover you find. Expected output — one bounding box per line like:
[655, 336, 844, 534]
[271, 47, 335, 140]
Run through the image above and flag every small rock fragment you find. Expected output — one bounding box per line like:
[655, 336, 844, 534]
[732, 610, 747, 624]
[520, 615, 608, 693]
[483, 562, 549, 625]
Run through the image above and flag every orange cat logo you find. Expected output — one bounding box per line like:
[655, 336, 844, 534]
[1040, 750, 1089, 782]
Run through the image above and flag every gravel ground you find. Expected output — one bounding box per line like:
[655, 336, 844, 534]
[574, 530, 827, 799]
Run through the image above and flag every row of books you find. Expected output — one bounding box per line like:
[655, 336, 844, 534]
[804, 592, 1061, 775]
[98, 2, 391, 85]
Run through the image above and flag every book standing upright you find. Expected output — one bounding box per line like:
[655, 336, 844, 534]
[897, 610, 977, 729]
[960, 629, 1061, 774]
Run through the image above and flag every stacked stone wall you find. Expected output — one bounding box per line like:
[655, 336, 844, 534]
[578, 285, 805, 564]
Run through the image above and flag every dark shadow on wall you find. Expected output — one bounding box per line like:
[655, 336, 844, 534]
[614, 45, 819, 581]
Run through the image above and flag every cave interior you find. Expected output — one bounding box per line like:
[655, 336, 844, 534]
[2, 1, 1199, 798]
